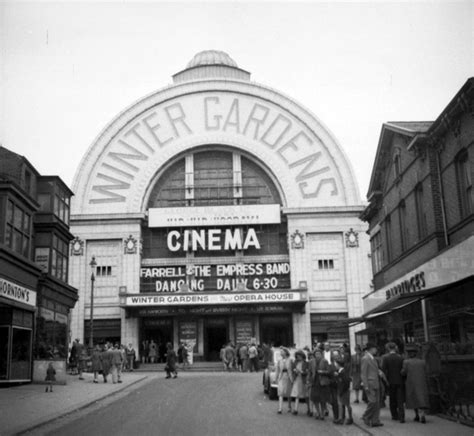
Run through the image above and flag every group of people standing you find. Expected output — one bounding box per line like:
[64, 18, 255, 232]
[69, 339, 137, 384]
[221, 342, 272, 372]
[273, 341, 430, 429]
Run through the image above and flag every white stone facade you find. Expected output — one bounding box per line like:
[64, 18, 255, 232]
[69, 51, 370, 354]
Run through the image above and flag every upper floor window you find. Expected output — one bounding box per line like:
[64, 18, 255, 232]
[51, 234, 68, 282]
[5, 199, 31, 258]
[371, 231, 383, 274]
[318, 259, 334, 270]
[37, 180, 71, 225]
[394, 150, 402, 181]
[96, 266, 112, 277]
[415, 183, 427, 240]
[384, 215, 392, 263]
[456, 149, 472, 219]
[398, 201, 407, 252]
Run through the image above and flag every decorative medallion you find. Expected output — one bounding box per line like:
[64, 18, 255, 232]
[345, 228, 359, 248]
[70, 237, 84, 256]
[124, 235, 138, 254]
[290, 230, 305, 249]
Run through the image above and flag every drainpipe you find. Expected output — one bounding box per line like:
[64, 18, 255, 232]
[435, 149, 449, 247]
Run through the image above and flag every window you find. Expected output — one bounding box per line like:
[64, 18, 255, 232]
[53, 189, 70, 224]
[415, 184, 427, 240]
[398, 201, 407, 251]
[318, 259, 334, 270]
[371, 231, 383, 273]
[5, 200, 31, 258]
[384, 215, 392, 263]
[96, 266, 112, 277]
[51, 235, 68, 282]
[456, 149, 472, 218]
[394, 151, 402, 180]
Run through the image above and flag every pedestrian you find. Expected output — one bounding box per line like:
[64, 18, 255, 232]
[290, 349, 308, 415]
[351, 345, 363, 403]
[149, 340, 157, 363]
[328, 350, 341, 422]
[177, 342, 184, 366]
[100, 343, 113, 383]
[45, 362, 56, 393]
[248, 342, 259, 372]
[165, 342, 178, 379]
[333, 358, 353, 425]
[361, 342, 383, 427]
[91, 344, 102, 383]
[73, 339, 87, 380]
[69, 342, 78, 375]
[401, 344, 429, 424]
[220, 344, 226, 370]
[182, 342, 189, 370]
[275, 347, 293, 414]
[126, 343, 136, 371]
[223, 342, 235, 371]
[310, 348, 329, 420]
[110, 343, 123, 383]
[381, 341, 405, 422]
[323, 342, 332, 363]
[262, 343, 273, 370]
[239, 343, 249, 372]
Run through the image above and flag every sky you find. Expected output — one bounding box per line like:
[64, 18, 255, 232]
[0, 1, 472, 200]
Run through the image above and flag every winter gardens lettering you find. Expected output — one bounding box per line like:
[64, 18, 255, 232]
[89, 94, 338, 203]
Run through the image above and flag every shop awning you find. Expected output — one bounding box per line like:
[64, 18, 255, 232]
[364, 275, 474, 318]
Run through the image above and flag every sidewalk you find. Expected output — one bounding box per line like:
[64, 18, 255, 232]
[349, 396, 473, 436]
[0, 372, 147, 436]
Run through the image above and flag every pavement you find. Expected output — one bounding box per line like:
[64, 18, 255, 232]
[0, 371, 472, 436]
[0, 372, 148, 436]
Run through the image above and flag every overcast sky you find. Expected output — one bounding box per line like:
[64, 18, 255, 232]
[1, 1, 472, 199]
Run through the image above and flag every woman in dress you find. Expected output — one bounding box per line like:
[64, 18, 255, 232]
[149, 340, 157, 363]
[290, 350, 308, 415]
[316, 348, 331, 420]
[91, 344, 102, 383]
[309, 348, 329, 419]
[401, 344, 429, 423]
[351, 345, 363, 403]
[275, 347, 293, 414]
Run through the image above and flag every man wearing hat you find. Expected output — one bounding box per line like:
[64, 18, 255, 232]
[361, 342, 383, 427]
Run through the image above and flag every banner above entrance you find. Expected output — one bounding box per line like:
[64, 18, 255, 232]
[148, 204, 280, 227]
[125, 290, 305, 306]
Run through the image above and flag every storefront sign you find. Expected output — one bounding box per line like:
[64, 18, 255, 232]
[140, 262, 291, 293]
[385, 271, 425, 300]
[126, 291, 304, 306]
[0, 277, 36, 307]
[149, 204, 280, 227]
[135, 304, 296, 316]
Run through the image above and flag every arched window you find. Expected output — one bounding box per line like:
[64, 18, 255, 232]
[455, 148, 472, 219]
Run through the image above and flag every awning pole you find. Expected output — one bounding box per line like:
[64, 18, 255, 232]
[421, 298, 429, 342]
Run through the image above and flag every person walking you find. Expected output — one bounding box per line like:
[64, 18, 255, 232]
[91, 344, 102, 383]
[100, 343, 113, 383]
[275, 347, 293, 414]
[126, 343, 136, 371]
[401, 344, 429, 424]
[351, 345, 363, 403]
[248, 342, 259, 372]
[334, 358, 353, 425]
[72, 339, 87, 380]
[165, 342, 178, 379]
[45, 362, 56, 392]
[382, 342, 405, 422]
[223, 342, 235, 371]
[239, 343, 249, 372]
[110, 343, 123, 384]
[361, 342, 383, 427]
[290, 349, 308, 415]
[149, 340, 157, 363]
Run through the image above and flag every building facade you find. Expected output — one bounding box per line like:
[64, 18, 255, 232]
[69, 51, 371, 360]
[361, 78, 473, 413]
[0, 146, 77, 383]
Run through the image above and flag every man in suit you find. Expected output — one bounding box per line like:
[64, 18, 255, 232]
[382, 342, 405, 423]
[361, 342, 383, 427]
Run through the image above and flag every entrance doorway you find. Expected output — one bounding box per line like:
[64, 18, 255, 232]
[260, 315, 292, 347]
[142, 318, 173, 363]
[205, 318, 228, 361]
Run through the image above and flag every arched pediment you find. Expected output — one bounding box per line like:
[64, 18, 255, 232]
[72, 80, 361, 214]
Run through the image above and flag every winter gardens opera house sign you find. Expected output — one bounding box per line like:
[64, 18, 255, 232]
[68, 51, 369, 350]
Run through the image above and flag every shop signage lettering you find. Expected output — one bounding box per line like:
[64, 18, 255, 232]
[140, 262, 291, 292]
[385, 271, 426, 300]
[126, 291, 302, 306]
[149, 204, 280, 227]
[167, 228, 260, 252]
[0, 277, 37, 307]
[136, 304, 294, 316]
[90, 93, 338, 204]
[235, 320, 253, 344]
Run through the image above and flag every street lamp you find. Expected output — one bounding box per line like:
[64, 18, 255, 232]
[89, 256, 97, 349]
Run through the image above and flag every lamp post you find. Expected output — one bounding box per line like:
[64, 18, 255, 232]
[89, 256, 97, 349]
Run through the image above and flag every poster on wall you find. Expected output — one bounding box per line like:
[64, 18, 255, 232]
[179, 321, 197, 353]
[235, 319, 253, 344]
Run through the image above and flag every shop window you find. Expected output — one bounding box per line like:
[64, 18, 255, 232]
[404, 321, 414, 343]
[318, 259, 334, 270]
[371, 231, 383, 273]
[5, 199, 31, 258]
[456, 148, 472, 219]
[35, 302, 68, 359]
[415, 183, 427, 240]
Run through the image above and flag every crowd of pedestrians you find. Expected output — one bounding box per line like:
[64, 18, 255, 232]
[220, 341, 273, 372]
[273, 341, 430, 430]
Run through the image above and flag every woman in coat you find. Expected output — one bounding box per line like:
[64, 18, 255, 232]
[401, 345, 429, 423]
[100, 343, 112, 383]
[309, 348, 330, 420]
[165, 342, 178, 379]
[275, 347, 293, 414]
[290, 349, 308, 415]
[91, 344, 102, 383]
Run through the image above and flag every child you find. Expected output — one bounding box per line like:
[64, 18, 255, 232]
[45, 362, 56, 393]
[334, 358, 353, 425]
